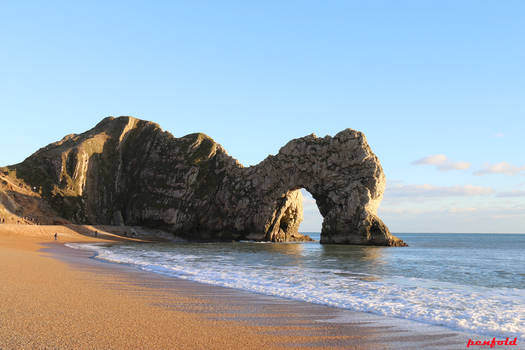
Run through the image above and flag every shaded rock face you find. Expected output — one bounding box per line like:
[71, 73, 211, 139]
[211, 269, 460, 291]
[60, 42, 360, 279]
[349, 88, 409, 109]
[4, 116, 405, 246]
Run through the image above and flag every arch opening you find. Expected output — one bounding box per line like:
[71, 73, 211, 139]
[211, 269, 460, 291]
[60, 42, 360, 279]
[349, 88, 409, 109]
[298, 188, 323, 242]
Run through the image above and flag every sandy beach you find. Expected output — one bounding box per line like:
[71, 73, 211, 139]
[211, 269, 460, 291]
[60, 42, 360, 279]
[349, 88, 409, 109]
[0, 225, 475, 349]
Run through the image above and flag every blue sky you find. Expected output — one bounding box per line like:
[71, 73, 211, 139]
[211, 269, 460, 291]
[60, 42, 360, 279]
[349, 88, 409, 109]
[1, 1, 524, 232]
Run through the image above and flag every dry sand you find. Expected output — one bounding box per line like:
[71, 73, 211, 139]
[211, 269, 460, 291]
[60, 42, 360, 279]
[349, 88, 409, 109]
[0, 225, 473, 349]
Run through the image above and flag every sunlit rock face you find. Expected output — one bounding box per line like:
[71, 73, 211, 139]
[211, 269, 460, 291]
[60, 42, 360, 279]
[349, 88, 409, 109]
[4, 116, 405, 246]
[227, 129, 405, 246]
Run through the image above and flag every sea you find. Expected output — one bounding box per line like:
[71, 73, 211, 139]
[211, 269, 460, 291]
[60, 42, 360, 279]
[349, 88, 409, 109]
[66, 233, 525, 338]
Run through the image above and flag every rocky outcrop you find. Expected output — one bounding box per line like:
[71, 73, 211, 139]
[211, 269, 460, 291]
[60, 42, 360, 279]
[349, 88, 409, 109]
[0, 171, 65, 225]
[2, 116, 405, 246]
[221, 129, 405, 246]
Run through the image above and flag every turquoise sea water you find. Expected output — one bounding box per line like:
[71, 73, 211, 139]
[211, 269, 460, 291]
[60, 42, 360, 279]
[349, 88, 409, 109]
[67, 233, 525, 337]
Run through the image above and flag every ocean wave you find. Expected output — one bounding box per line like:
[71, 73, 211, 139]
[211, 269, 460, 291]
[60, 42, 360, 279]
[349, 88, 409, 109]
[65, 242, 525, 338]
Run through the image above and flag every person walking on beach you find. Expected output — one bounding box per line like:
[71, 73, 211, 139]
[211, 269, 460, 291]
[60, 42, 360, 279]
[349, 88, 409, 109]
[54, 233, 57, 241]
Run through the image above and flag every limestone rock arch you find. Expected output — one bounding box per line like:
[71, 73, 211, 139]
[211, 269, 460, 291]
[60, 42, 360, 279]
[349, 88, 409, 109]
[231, 129, 405, 246]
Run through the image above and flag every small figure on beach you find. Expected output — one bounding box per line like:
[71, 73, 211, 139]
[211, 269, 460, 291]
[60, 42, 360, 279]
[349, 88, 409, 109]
[95, 231, 98, 237]
[54, 233, 57, 241]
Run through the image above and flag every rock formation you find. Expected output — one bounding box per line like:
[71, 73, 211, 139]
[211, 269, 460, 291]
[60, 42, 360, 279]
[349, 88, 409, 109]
[0, 171, 64, 225]
[0, 116, 405, 246]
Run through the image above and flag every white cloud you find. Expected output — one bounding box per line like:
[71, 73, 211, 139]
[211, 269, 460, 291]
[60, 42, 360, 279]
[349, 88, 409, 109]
[474, 162, 525, 176]
[448, 207, 478, 214]
[494, 132, 505, 138]
[412, 154, 471, 171]
[385, 183, 494, 198]
[497, 190, 525, 198]
[378, 204, 525, 233]
[380, 206, 478, 215]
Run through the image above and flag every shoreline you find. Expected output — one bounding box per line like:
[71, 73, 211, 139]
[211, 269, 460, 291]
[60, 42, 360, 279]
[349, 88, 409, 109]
[1, 225, 476, 349]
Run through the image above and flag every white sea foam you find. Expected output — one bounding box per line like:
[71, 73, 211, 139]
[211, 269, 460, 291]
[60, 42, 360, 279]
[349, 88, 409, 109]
[65, 242, 525, 338]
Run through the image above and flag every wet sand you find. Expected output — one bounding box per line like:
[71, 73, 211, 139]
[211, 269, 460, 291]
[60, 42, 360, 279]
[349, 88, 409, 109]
[0, 225, 474, 349]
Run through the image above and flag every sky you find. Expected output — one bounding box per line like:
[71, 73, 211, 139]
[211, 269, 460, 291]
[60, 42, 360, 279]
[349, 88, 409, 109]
[1, 1, 524, 233]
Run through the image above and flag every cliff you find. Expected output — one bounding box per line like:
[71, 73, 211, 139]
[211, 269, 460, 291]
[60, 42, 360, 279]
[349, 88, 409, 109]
[0, 116, 405, 246]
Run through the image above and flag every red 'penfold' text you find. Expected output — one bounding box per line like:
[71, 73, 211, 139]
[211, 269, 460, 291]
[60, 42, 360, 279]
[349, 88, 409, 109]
[467, 338, 517, 348]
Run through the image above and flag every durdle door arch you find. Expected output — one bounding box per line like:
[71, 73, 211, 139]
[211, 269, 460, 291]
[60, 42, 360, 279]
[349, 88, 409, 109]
[232, 129, 406, 246]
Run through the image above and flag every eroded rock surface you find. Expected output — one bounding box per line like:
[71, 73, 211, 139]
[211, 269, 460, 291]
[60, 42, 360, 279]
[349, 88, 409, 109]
[1, 116, 405, 246]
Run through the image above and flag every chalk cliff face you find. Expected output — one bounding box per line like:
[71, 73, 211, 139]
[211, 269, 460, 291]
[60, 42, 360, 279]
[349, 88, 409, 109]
[1, 116, 405, 246]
